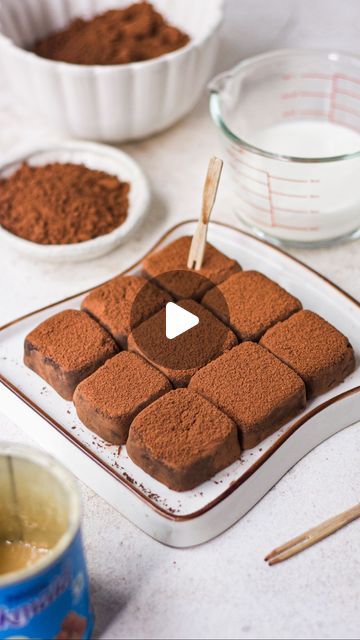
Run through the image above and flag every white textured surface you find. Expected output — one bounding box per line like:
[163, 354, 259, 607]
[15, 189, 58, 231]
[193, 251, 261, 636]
[0, 0, 360, 638]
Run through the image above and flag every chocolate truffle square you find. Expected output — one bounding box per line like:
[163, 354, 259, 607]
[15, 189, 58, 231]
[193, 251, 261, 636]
[81, 275, 171, 348]
[202, 270, 302, 342]
[74, 352, 171, 445]
[260, 310, 355, 398]
[24, 309, 118, 400]
[127, 299, 237, 387]
[189, 341, 306, 449]
[141, 236, 241, 299]
[127, 389, 241, 491]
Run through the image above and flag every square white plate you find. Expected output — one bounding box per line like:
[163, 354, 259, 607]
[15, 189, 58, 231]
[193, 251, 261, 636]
[1, 221, 359, 547]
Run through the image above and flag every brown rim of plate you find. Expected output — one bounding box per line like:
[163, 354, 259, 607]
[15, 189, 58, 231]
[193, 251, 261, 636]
[1, 219, 359, 522]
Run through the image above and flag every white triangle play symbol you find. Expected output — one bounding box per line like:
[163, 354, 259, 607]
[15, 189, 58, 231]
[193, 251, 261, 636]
[165, 302, 199, 340]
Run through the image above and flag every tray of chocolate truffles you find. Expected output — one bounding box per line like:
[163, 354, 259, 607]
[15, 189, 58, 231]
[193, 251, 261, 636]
[0, 221, 359, 547]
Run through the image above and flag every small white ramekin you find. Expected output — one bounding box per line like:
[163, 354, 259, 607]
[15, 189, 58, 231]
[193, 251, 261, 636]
[0, 0, 223, 142]
[0, 140, 150, 261]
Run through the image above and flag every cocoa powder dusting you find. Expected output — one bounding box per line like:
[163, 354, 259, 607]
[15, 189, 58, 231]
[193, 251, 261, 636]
[128, 299, 237, 387]
[260, 310, 352, 375]
[81, 275, 171, 347]
[32, 2, 190, 66]
[202, 270, 302, 342]
[0, 162, 129, 245]
[189, 342, 305, 432]
[129, 389, 237, 466]
[260, 310, 356, 396]
[141, 236, 242, 299]
[75, 351, 171, 417]
[25, 310, 118, 371]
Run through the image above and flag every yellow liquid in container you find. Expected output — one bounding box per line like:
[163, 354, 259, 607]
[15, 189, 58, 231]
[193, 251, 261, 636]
[0, 540, 49, 575]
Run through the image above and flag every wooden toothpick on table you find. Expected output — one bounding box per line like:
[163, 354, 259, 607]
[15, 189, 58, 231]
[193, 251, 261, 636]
[265, 502, 360, 565]
[187, 156, 223, 270]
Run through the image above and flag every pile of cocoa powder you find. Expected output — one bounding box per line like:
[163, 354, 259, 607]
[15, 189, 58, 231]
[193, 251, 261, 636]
[0, 162, 130, 245]
[32, 2, 190, 66]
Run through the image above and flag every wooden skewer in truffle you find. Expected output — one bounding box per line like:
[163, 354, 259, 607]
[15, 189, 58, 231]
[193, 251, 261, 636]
[265, 502, 360, 565]
[187, 156, 223, 270]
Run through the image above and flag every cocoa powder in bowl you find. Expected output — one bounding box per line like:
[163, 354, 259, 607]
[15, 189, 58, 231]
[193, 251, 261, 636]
[32, 2, 190, 66]
[0, 162, 130, 245]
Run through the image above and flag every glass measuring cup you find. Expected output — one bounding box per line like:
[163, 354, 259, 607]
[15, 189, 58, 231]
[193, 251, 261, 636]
[210, 49, 360, 247]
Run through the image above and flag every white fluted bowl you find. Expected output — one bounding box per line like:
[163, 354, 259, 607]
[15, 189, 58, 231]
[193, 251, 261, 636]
[0, 0, 223, 142]
[0, 140, 150, 261]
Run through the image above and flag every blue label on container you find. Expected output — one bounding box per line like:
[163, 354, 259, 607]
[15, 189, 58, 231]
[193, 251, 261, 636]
[0, 530, 93, 640]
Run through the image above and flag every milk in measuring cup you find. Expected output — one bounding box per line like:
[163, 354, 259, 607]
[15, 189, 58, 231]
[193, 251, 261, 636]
[234, 119, 360, 243]
[250, 120, 360, 157]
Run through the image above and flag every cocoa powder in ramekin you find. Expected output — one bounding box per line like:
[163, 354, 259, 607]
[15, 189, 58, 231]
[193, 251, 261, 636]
[0, 162, 130, 245]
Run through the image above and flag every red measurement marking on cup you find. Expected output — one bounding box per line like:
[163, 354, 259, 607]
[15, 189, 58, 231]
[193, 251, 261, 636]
[238, 181, 318, 199]
[281, 91, 329, 99]
[235, 194, 270, 213]
[232, 154, 316, 184]
[249, 216, 320, 232]
[334, 73, 360, 87]
[273, 175, 320, 184]
[283, 71, 360, 88]
[336, 88, 360, 100]
[266, 173, 275, 226]
[300, 72, 333, 81]
[297, 110, 325, 118]
[282, 108, 360, 131]
[236, 193, 320, 215]
[237, 170, 267, 187]
[293, 87, 360, 102]
[329, 74, 337, 122]
[275, 205, 320, 214]
[335, 103, 360, 118]
[237, 183, 269, 200]
[229, 145, 322, 230]
[282, 109, 297, 118]
[229, 149, 319, 183]
[281, 71, 360, 125]
[301, 72, 360, 86]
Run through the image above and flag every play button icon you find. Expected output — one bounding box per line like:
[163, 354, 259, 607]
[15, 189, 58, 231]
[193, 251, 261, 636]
[165, 302, 199, 339]
[129, 270, 232, 377]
